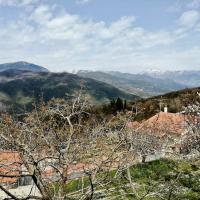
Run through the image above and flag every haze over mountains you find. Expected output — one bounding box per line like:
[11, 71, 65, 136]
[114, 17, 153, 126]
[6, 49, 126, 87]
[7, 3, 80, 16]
[144, 70, 200, 87]
[0, 61, 199, 112]
[0, 62, 137, 112]
[77, 70, 191, 97]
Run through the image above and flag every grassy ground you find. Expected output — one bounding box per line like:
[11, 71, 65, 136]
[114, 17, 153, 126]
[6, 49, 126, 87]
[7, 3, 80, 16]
[63, 159, 200, 199]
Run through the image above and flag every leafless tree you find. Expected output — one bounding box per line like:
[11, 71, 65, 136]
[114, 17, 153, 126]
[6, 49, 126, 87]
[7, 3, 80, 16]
[127, 130, 167, 163]
[0, 91, 189, 200]
[180, 98, 200, 157]
[0, 92, 96, 199]
[0, 93, 133, 200]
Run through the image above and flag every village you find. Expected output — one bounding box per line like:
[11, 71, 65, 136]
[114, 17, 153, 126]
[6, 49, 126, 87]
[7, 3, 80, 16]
[0, 101, 199, 199]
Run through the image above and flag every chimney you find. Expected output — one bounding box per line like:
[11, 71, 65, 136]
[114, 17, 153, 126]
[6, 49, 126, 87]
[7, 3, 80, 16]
[164, 106, 168, 113]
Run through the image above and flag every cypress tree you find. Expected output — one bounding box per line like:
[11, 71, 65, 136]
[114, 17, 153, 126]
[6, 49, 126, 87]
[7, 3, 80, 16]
[116, 97, 123, 111]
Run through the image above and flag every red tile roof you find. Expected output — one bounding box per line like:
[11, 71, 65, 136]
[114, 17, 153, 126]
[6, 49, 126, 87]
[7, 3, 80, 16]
[128, 112, 188, 136]
[0, 151, 96, 184]
[0, 151, 22, 184]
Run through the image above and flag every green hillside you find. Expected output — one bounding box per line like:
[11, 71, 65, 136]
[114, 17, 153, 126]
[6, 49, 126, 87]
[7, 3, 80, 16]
[0, 71, 138, 112]
[131, 87, 200, 121]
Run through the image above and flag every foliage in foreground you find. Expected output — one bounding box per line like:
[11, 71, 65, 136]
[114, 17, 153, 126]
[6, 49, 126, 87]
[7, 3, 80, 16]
[65, 159, 200, 200]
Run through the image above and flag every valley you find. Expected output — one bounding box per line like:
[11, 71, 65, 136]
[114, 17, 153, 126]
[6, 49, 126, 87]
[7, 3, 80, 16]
[0, 61, 199, 200]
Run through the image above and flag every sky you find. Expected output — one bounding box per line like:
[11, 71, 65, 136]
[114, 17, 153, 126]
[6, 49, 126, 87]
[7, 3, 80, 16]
[0, 0, 200, 73]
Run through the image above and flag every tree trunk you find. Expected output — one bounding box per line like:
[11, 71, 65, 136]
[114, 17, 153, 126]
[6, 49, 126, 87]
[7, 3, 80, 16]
[142, 155, 146, 163]
[20, 153, 53, 200]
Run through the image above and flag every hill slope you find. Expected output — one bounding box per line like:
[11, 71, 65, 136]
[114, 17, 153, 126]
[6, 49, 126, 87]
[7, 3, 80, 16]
[78, 70, 186, 97]
[0, 61, 49, 72]
[132, 87, 200, 121]
[0, 70, 138, 112]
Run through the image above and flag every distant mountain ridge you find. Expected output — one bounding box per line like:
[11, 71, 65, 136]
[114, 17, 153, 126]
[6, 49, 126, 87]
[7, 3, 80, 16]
[144, 70, 200, 87]
[0, 61, 199, 112]
[0, 61, 49, 72]
[0, 70, 138, 112]
[77, 70, 187, 97]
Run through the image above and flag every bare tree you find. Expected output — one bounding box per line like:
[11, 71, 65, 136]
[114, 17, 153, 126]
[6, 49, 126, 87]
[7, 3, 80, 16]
[127, 130, 167, 163]
[180, 99, 200, 157]
[0, 93, 133, 200]
[0, 92, 189, 200]
[0, 92, 95, 199]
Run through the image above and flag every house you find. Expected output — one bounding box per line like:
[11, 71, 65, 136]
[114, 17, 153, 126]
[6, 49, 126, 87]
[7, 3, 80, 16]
[0, 151, 22, 186]
[127, 112, 189, 137]
[127, 110, 200, 161]
[0, 151, 96, 187]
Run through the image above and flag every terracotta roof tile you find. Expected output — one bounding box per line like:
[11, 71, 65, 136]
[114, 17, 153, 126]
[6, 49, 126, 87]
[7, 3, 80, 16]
[128, 112, 188, 136]
[0, 151, 22, 184]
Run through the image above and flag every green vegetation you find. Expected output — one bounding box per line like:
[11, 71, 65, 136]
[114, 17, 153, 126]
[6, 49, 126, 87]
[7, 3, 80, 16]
[0, 71, 138, 112]
[0, 92, 11, 102]
[15, 91, 33, 105]
[131, 87, 200, 121]
[64, 159, 200, 199]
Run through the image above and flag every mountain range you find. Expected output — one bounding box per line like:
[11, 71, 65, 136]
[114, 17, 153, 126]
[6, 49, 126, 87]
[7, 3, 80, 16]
[0, 62, 137, 112]
[144, 70, 200, 87]
[0, 61, 199, 112]
[77, 70, 188, 97]
[0, 61, 48, 72]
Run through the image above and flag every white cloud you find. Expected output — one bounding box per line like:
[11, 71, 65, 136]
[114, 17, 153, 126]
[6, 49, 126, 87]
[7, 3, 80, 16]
[0, 0, 41, 7]
[0, 3, 199, 72]
[75, 0, 92, 4]
[168, 0, 200, 13]
[179, 10, 200, 29]
[30, 4, 53, 24]
[187, 0, 200, 9]
[27, 8, 173, 48]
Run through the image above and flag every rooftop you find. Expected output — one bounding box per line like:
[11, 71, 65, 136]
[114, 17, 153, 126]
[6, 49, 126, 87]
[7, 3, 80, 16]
[128, 112, 189, 137]
[0, 151, 22, 184]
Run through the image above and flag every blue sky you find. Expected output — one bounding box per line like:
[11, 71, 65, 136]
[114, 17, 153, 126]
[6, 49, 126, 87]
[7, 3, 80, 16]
[0, 0, 200, 72]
